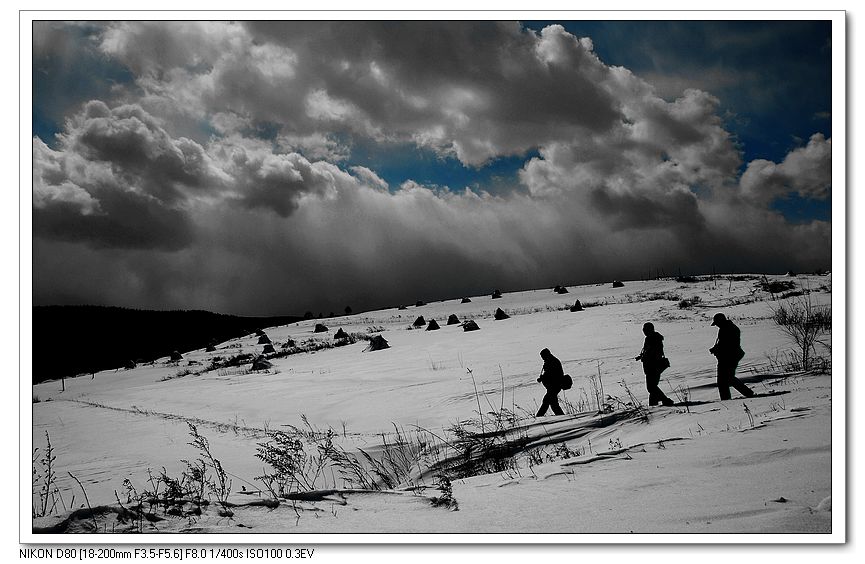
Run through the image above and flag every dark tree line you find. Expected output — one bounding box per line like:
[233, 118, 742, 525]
[32, 306, 301, 384]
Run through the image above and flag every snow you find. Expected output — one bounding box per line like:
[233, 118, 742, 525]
[30, 275, 835, 536]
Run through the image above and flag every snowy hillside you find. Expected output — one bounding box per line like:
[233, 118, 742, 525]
[30, 274, 834, 536]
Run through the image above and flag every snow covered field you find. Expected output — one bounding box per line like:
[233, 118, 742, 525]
[30, 274, 834, 536]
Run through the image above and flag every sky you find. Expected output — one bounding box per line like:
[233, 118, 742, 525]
[31, 20, 833, 316]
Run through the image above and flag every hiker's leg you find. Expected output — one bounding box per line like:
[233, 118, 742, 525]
[730, 377, 754, 397]
[550, 392, 564, 416]
[646, 366, 670, 405]
[717, 363, 732, 400]
[728, 362, 754, 397]
[645, 365, 659, 405]
[649, 381, 674, 406]
[536, 395, 550, 416]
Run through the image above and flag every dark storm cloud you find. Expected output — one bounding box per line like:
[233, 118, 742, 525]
[98, 21, 623, 165]
[31, 21, 833, 314]
[33, 193, 195, 251]
[33, 102, 355, 249]
[33, 134, 195, 251]
[588, 186, 705, 232]
[67, 101, 222, 201]
[210, 136, 341, 217]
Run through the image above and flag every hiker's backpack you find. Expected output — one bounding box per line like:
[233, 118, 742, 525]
[561, 374, 573, 390]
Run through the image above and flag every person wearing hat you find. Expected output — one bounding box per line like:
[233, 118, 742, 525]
[635, 322, 675, 406]
[536, 348, 565, 416]
[709, 313, 754, 400]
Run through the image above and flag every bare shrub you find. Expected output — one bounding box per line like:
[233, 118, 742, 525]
[608, 380, 649, 423]
[429, 475, 458, 510]
[186, 423, 232, 516]
[159, 367, 198, 382]
[255, 429, 326, 497]
[255, 419, 427, 494]
[759, 277, 795, 295]
[33, 431, 68, 518]
[678, 296, 702, 309]
[771, 295, 831, 371]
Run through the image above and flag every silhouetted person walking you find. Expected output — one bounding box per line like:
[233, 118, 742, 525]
[709, 313, 754, 400]
[536, 348, 565, 416]
[635, 322, 674, 406]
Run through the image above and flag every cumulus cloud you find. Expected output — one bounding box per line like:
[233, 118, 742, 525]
[90, 21, 628, 166]
[739, 133, 831, 205]
[32, 22, 832, 314]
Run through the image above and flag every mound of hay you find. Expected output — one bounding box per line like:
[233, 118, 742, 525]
[262, 344, 275, 354]
[612, 280, 624, 288]
[206, 345, 216, 352]
[124, 360, 136, 370]
[282, 339, 296, 349]
[555, 285, 569, 294]
[169, 351, 183, 362]
[398, 305, 407, 310]
[251, 356, 273, 371]
[426, 319, 440, 331]
[491, 289, 502, 299]
[462, 320, 480, 332]
[314, 323, 328, 333]
[364, 335, 390, 352]
[334, 328, 349, 340]
[257, 334, 271, 344]
[416, 301, 426, 307]
[413, 316, 426, 327]
[447, 314, 460, 325]
[461, 297, 472, 303]
[494, 308, 510, 320]
[570, 300, 583, 312]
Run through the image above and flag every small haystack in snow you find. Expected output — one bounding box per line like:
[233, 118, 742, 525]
[169, 351, 183, 362]
[462, 320, 480, 332]
[426, 319, 440, 331]
[612, 280, 625, 288]
[282, 339, 296, 349]
[570, 300, 583, 312]
[206, 344, 217, 352]
[398, 305, 407, 310]
[555, 285, 569, 294]
[334, 328, 349, 340]
[494, 308, 510, 320]
[447, 314, 460, 325]
[314, 323, 328, 333]
[491, 289, 502, 299]
[364, 335, 390, 352]
[251, 356, 273, 371]
[124, 360, 136, 370]
[262, 343, 276, 354]
[413, 316, 426, 327]
[461, 297, 472, 303]
[416, 301, 426, 307]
